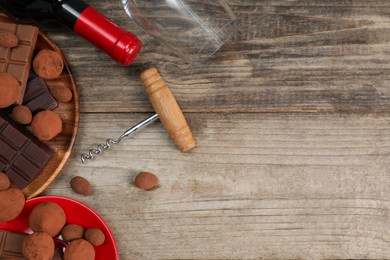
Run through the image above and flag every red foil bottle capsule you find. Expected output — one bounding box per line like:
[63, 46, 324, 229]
[0, 0, 142, 66]
[74, 6, 142, 66]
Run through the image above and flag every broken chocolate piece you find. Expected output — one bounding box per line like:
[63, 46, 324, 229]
[0, 230, 63, 259]
[0, 21, 38, 104]
[23, 73, 57, 114]
[0, 112, 54, 189]
[0, 230, 25, 259]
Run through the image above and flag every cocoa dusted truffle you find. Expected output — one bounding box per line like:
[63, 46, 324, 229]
[0, 72, 19, 108]
[12, 105, 33, 125]
[31, 110, 62, 141]
[70, 176, 93, 196]
[50, 85, 73, 103]
[0, 172, 10, 191]
[22, 232, 54, 260]
[85, 228, 105, 246]
[61, 224, 85, 242]
[134, 171, 159, 190]
[0, 29, 18, 48]
[29, 202, 66, 237]
[33, 49, 64, 80]
[0, 187, 25, 222]
[64, 239, 95, 260]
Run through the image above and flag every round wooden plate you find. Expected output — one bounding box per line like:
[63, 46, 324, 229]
[0, 15, 80, 199]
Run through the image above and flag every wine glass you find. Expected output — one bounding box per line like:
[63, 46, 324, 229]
[121, 0, 237, 63]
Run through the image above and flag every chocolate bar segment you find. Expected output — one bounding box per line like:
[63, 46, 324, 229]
[0, 230, 64, 259]
[0, 112, 54, 189]
[23, 73, 58, 114]
[0, 21, 38, 104]
[0, 230, 25, 259]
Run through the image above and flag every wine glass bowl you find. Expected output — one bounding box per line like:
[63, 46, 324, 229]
[122, 0, 236, 63]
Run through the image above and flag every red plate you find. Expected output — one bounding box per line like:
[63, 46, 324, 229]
[0, 196, 119, 260]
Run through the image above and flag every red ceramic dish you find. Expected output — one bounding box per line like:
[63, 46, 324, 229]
[0, 196, 119, 260]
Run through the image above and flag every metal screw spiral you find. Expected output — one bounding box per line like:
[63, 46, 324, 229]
[80, 114, 159, 163]
[80, 138, 120, 163]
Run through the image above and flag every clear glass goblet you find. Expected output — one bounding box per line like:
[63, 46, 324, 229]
[121, 0, 237, 63]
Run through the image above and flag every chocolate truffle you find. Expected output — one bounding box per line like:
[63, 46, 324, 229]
[61, 224, 85, 242]
[70, 176, 93, 196]
[0, 29, 18, 48]
[64, 239, 95, 260]
[33, 49, 64, 80]
[22, 232, 54, 260]
[31, 110, 62, 141]
[0, 187, 25, 222]
[134, 172, 159, 190]
[0, 72, 19, 108]
[50, 86, 72, 103]
[85, 228, 105, 246]
[0, 172, 10, 191]
[29, 202, 66, 237]
[12, 105, 32, 125]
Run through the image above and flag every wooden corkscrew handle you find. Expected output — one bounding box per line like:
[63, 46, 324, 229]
[140, 68, 196, 152]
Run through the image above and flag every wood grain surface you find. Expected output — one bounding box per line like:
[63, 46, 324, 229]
[39, 0, 390, 259]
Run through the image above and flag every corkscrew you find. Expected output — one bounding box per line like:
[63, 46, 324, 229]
[80, 114, 158, 163]
[80, 68, 196, 163]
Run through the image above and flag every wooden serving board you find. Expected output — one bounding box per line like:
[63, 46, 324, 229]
[0, 14, 80, 199]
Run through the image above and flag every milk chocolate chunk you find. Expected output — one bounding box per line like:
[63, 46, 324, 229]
[0, 112, 54, 189]
[23, 73, 57, 113]
[0, 21, 38, 104]
[0, 230, 25, 259]
[0, 231, 63, 260]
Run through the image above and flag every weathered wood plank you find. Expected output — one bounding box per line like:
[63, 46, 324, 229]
[44, 112, 390, 259]
[35, 0, 390, 113]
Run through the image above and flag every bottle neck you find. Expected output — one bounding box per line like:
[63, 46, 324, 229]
[57, 0, 142, 65]
[0, 0, 142, 66]
[74, 5, 142, 66]
[52, 0, 89, 28]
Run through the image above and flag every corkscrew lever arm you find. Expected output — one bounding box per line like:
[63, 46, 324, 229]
[80, 114, 159, 163]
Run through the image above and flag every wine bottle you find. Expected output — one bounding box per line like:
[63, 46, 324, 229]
[0, 0, 142, 66]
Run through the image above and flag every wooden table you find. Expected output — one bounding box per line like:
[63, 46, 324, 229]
[41, 1, 389, 259]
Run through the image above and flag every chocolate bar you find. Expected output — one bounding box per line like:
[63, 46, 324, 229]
[0, 112, 54, 189]
[0, 230, 25, 259]
[23, 73, 58, 113]
[0, 21, 38, 104]
[0, 230, 63, 259]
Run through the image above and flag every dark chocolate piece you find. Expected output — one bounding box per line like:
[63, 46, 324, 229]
[0, 112, 54, 189]
[0, 230, 64, 259]
[23, 73, 58, 113]
[0, 21, 38, 104]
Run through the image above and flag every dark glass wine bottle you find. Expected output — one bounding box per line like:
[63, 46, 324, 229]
[0, 0, 142, 66]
